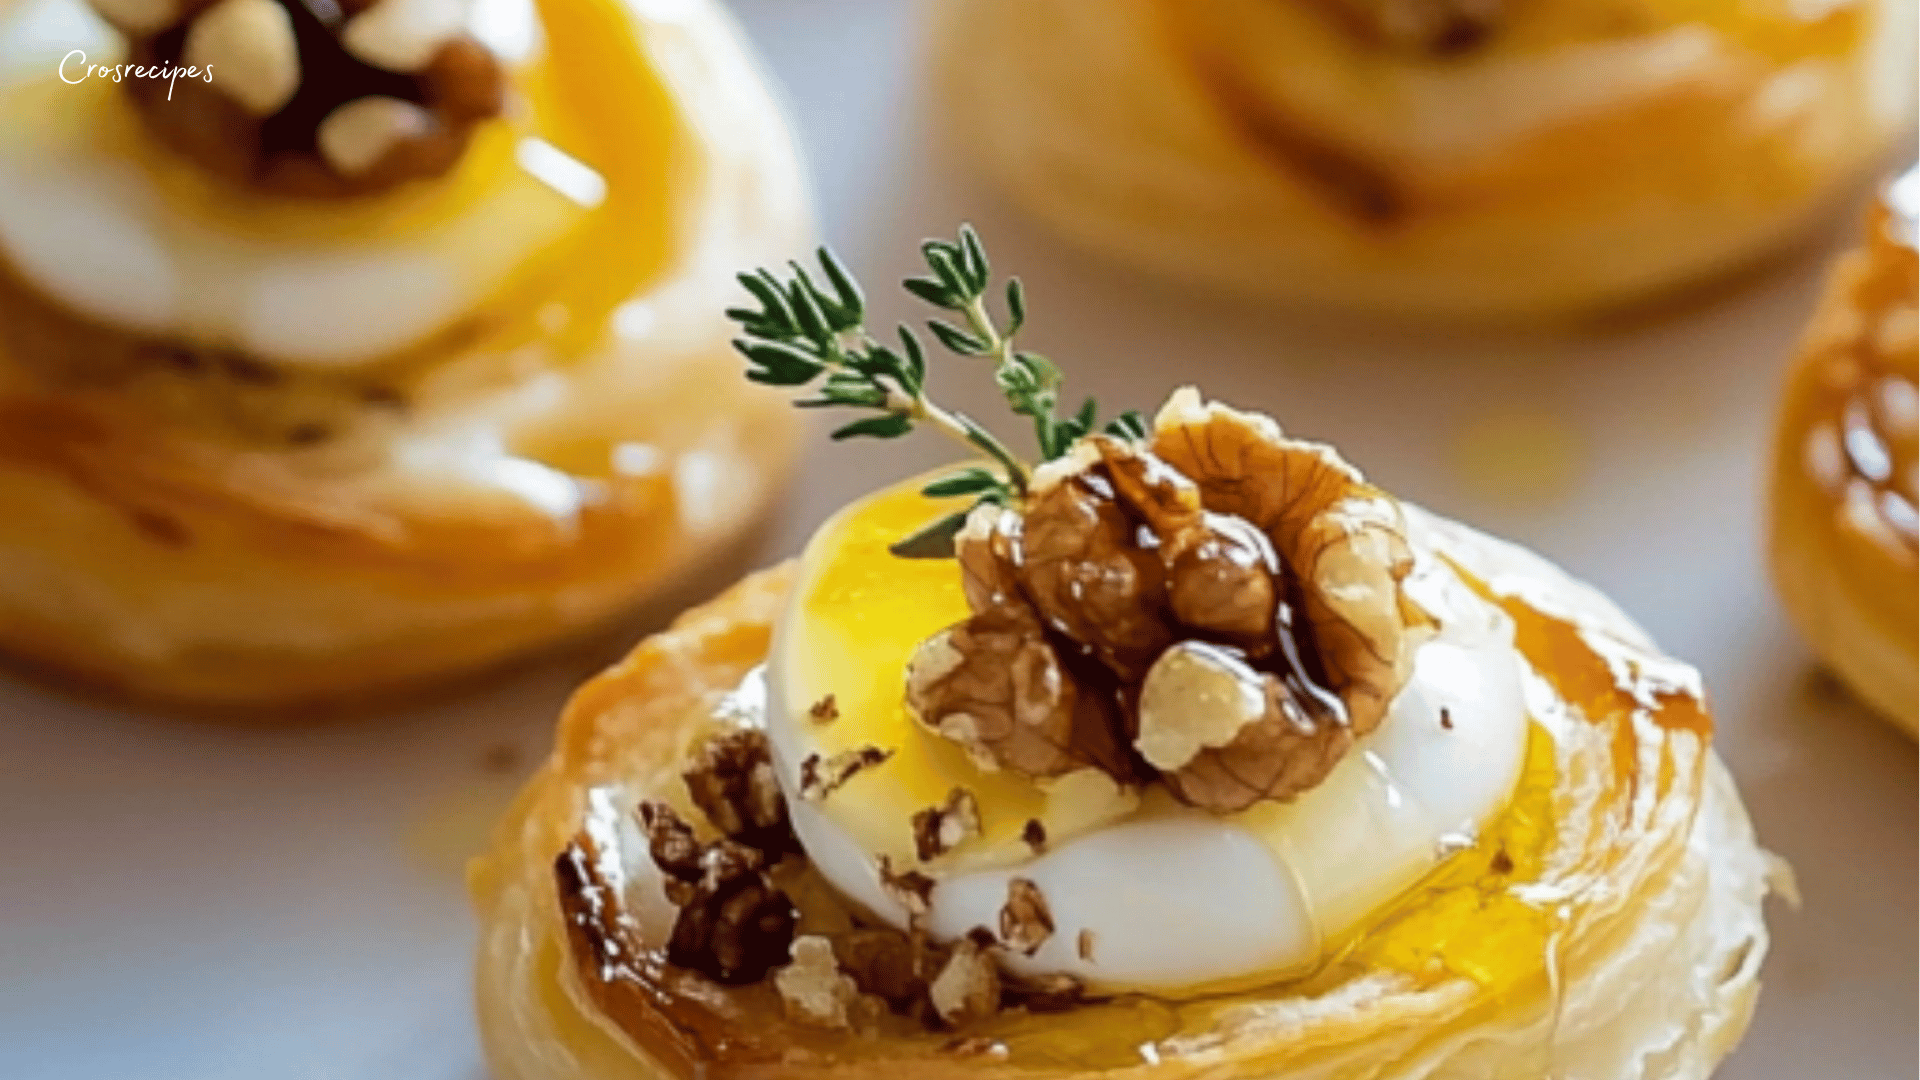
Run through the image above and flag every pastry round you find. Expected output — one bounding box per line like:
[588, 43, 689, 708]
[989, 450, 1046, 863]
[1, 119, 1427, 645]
[936, 0, 1918, 321]
[1768, 176, 1917, 734]
[0, 0, 808, 711]
[471, 492, 1780, 1079]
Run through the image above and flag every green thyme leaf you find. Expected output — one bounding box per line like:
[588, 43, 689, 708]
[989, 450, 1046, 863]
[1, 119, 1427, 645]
[887, 509, 974, 559]
[726, 225, 1144, 558]
[831, 413, 915, 441]
[1104, 410, 1149, 440]
[922, 466, 1005, 499]
[927, 319, 989, 356]
[1004, 278, 1027, 336]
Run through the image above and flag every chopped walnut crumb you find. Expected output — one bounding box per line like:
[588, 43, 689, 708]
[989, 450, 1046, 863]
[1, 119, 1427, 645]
[911, 787, 982, 862]
[1021, 818, 1047, 854]
[998, 878, 1054, 956]
[1077, 928, 1096, 962]
[774, 936, 861, 1028]
[636, 801, 702, 894]
[683, 728, 794, 854]
[809, 694, 841, 722]
[929, 928, 1002, 1026]
[877, 856, 937, 925]
[798, 745, 893, 802]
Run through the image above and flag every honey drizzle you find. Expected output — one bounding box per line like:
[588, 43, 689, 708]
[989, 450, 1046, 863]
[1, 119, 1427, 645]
[570, 560, 1706, 1071]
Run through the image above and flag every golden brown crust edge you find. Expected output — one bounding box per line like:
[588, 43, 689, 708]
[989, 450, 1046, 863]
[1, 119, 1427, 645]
[471, 525, 1779, 1080]
[471, 565, 796, 1080]
[0, 0, 810, 715]
[0, 384, 797, 715]
[1767, 204, 1919, 734]
[935, 0, 1915, 321]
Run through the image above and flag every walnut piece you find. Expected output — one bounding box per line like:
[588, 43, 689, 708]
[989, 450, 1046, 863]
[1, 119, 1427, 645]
[954, 504, 1025, 612]
[316, 95, 433, 176]
[998, 878, 1054, 956]
[663, 838, 797, 986]
[1021, 818, 1047, 854]
[834, 927, 934, 1009]
[183, 0, 301, 116]
[340, 0, 467, 73]
[1150, 389, 1428, 740]
[912, 787, 982, 862]
[799, 745, 894, 801]
[905, 608, 1086, 778]
[906, 389, 1428, 812]
[928, 929, 1002, 1026]
[774, 936, 861, 1029]
[635, 785, 798, 987]
[1019, 450, 1176, 680]
[636, 800, 703, 895]
[682, 727, 795, 855]
[1138, 641, 1350, 811]
[97, 0, 505, 197]
[877, 856, 938, 928]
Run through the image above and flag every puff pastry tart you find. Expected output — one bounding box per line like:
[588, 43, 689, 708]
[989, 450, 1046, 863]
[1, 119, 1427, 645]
[1768, 171, 1917, 733]
[0, 0, 808, 710]
[936, 0, 1918, 321]
[471, 232, 1782, 1079]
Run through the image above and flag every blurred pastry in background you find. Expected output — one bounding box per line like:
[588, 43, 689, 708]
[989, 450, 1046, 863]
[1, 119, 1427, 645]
[1769, 169, 1917, 734]
[472, 230, 1779, 1080]
[936, 0, 1919, 321]
[0, 0, 808, 712]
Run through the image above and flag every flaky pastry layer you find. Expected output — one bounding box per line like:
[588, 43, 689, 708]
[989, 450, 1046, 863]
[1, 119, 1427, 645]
[469, 506, 1780, 1079]
[0, 0, 808, 713]
[1768, 199, 1918, 733]
[935, 0, 1915, 321]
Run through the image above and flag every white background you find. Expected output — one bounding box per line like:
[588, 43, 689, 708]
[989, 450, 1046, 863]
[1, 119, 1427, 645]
[0, 1, 1913, 1077]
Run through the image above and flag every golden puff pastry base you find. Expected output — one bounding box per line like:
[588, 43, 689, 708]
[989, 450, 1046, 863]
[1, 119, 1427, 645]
[469, 506, 1781, 1080]
[0, 0, 808, 715]
[935, 0, 1917, 322]
[1768, 199, 1918, 734]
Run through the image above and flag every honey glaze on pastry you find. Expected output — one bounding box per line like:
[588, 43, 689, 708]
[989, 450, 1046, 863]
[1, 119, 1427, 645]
[471, 231, 1783, 1079]
[935, 0, 1918, 320]
[0, 0, 807, 709]
[1769, 170, 1918, 733]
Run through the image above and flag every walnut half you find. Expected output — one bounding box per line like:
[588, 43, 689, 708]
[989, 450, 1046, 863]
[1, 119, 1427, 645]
[93, 0, 505, 197]
[905, 389, 1430, 812]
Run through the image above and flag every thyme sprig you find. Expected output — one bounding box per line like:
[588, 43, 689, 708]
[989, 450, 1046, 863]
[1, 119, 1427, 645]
[729, 226, 1143, 557]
